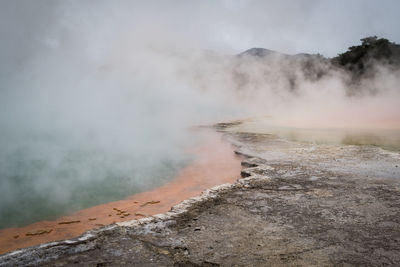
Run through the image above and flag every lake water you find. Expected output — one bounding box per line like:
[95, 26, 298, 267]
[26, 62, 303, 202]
[228, 118, 400, 152]
[0, 130, 191, 229]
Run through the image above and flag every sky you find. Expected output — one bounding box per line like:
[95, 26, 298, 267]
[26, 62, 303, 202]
[214, 0, 400, 56]
[0, 0, 399, 67]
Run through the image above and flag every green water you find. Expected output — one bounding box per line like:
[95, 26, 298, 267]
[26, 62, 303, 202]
[229, 119, 400, 151]
[0, 131, 191, 229]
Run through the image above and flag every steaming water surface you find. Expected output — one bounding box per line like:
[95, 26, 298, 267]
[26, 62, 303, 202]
[230, 118, 400, 151]
[0, 130, 192, 229]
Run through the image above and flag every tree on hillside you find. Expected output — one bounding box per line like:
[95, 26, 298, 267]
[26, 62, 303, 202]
[333, 36, 400, 76]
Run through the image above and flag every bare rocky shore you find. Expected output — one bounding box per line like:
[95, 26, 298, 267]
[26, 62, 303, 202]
[1, 126, 400, 266]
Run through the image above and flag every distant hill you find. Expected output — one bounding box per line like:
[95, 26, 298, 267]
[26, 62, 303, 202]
[332, 36, 400, 77]
[235, 46, 331, 91]
[234, 36, 400, 94]
[238, 36, 400, 76]
[238, 48, 280, 57]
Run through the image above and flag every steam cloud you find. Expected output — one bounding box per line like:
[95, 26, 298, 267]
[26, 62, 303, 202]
[185, 51, 400, 129]
[0, 1, 399, 228]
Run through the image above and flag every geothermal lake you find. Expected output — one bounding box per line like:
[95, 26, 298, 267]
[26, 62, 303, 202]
[0, 129, 192, 229]
[228, 118, 400, 151]
[2, 118, 399, 231]
[0, 129, 242, 254]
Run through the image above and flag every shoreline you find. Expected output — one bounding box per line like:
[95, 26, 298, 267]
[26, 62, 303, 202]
[0, 130, 242, 255]
[1, 126, 400, 266]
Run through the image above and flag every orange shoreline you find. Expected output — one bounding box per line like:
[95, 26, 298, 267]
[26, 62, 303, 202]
[0, 131, 242, 255]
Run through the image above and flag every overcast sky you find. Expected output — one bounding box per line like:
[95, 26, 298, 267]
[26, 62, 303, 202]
[0, 0, 399, 71]
[215, 0, 400, 56]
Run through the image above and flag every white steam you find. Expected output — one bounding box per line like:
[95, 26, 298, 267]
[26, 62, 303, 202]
[0, 1, 399, 227]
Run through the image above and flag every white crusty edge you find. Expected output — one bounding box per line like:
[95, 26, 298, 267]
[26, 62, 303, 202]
[0, 153, 273, 265]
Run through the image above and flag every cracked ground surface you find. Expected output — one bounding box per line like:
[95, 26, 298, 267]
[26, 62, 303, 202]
[1, 130, 400, 266]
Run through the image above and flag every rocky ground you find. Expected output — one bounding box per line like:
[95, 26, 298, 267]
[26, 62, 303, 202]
[1, 128, 400, 266]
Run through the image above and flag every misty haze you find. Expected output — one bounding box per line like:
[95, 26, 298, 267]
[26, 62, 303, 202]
[0, 1, 400, 266]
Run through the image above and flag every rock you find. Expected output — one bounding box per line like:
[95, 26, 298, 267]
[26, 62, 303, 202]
[140, 200, 161, 207]
[25, 229, 53, 236]
[58, 220, 80, 225]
